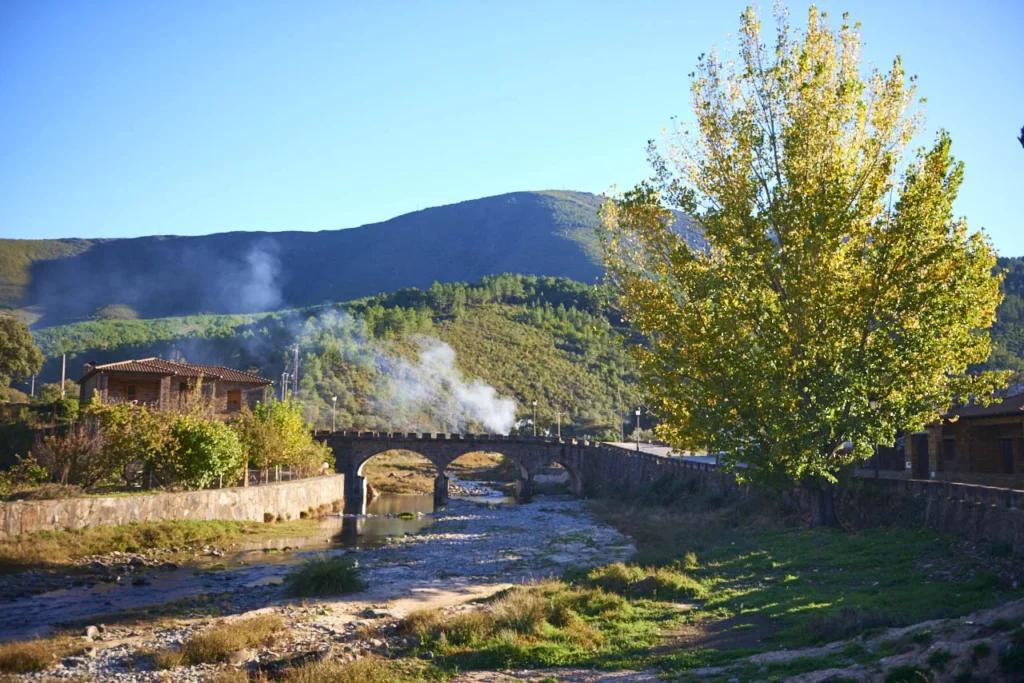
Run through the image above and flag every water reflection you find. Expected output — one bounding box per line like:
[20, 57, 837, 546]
[336, 494, 436, 547]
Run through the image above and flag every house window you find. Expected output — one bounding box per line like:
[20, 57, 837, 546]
[941, 438, 956, 471]
[126, 385, 136, 401]
[179, 382, 188, 394]
[227, 390, 242, 412]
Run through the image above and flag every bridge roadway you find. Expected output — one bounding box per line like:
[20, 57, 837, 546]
[315, 431, 722, 514]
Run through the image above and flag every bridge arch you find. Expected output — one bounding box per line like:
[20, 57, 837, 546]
[320, 432, 589, 513]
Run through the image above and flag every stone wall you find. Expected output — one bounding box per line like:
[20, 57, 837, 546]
[0, 475, 345, 539]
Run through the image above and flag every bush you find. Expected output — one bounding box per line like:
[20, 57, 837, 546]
[284, 554, 365, 597]
[165, 415, 245, 490]
[579, 562, 707, 600]
[264, 512, 275, 523]
[33, 421, 108, 486]
[154, 614, 284, 667]
[0, 454, 49, 495]
[281, 655, 418, 683]
[235, 399, 334, 476]
[88, 401, 172, 486]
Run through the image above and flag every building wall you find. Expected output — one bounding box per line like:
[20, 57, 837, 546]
[0, 474, 345, 539]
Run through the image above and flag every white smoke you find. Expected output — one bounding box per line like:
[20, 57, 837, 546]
[217, 241, 282, 313]
[384, 337, 517, 434]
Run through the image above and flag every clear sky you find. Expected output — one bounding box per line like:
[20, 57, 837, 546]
[1, 1, 1021, 252]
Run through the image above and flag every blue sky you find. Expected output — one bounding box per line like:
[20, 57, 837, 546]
[1, 1, 1021, 252]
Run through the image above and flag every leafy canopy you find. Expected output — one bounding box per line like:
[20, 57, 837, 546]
[601, 5, 1005, 487]
[0, 316, 43, 383]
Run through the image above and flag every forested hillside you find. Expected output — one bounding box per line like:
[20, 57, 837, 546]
[986, 256, 1024, 372]
[3, 190, 702, 329]
[33, 275, 644, 439]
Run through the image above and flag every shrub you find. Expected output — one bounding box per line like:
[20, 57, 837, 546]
[0, 637, 80, 673]
[33, 421, 108, 486]
[580, 562, 707, 600]
[165, 415, 245, 490]
[284, 554, 365, 597]
[88, 401, 172, 486]
[264, 512, 275, 523]
[0, 454, 49, 495]
[235, 399, 334, 476]
[154, 614, 284, 667]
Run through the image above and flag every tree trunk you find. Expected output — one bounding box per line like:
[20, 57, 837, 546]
[808, 482, 840, 527]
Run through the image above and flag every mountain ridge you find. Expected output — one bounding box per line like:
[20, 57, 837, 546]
[0, 190, 702, 329]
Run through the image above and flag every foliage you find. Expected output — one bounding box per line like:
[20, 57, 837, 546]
[33, 274, 644, 439]
[166, 414, 245, 490]
[36, 380, 79, 405]
[0, 316, 43, 383]
[235, 399, 333, 475]
[32, 422, 109, 486]
[87, 400, 173, 486]
[284, 554, 365, 597]
[601, 6, 1005, 496]
[0, 454, 50, 496]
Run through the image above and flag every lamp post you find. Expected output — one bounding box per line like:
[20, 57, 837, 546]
[281, 372, 289, 402]
[555, 411, 565, 440]
[532, 400, 538, 437]
[332, 395, 338, 432]
[635, 408, 642, 452]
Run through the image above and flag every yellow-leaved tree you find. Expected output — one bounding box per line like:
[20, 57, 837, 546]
[601, 5, 1007, 525]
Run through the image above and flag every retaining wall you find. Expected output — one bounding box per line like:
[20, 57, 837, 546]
[0, 475, 346, 539]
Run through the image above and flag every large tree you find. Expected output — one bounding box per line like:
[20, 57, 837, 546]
[601, 5, 1005, 524]
[0, 315, 44, 388]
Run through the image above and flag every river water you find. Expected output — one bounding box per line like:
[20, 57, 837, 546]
[0, 483, 514, 641]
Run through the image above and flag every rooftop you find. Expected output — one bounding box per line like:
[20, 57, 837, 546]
[81, 357, 271, 385]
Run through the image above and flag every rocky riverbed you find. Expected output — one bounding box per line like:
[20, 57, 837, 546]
[5, 493, 634, 681]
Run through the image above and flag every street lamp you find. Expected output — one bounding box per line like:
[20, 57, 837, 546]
[331, 395, 338, 432]
[635, 408, 642, 451]
[532, 400, 538, 437]
[555, 411, 565, 440]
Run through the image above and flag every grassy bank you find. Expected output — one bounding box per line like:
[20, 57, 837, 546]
[0, 518, 323, 570]
[390, 490, 1021, 677]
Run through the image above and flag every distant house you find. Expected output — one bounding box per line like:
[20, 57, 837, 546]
[79, 358, 271, 417]
[904, 395, 1024, 489]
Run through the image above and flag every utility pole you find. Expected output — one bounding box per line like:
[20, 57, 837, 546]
[281, 372, 289, 401]
[555, 411, 566, 440]
[30, 375, 35, 398]
[617, 388, 623, 442]
[532, 400, 538, 437]
[332, 395, 337, 432]
[61, 354, 66, 399]
[635, 407, 642, 452]
[292, 344, 300, 397]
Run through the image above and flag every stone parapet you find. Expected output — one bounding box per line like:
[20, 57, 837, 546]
[0, 475, 345, 540]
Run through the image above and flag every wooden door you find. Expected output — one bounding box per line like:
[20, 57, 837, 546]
[227, 390, 242, 412]
[1002, 438, 1015, 474]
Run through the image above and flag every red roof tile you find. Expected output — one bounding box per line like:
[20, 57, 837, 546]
[81, 357, 271, 385]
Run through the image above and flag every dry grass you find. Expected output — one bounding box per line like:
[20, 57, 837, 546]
[153, 614, 285, 668]
[280, 654, 424, 682]
[0, 637, 81, 673]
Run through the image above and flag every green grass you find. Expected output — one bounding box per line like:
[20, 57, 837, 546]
[153, 614, 284, 667]
[284, 554, 366, 597]
[0, 518, 320, 570]
[279, 654, 440, 682]
[591, 493, 1023, 652]
[399, 579, 682, 670]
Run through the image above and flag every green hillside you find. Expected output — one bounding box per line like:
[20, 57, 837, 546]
[32, 274, 644, 438]
[2, 190, 703, 330]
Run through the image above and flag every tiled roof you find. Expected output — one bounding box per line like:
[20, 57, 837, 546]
[81, 357, 271, 385]
[944, 393, 1024, 420]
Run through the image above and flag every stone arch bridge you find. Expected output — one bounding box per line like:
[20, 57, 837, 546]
[316, 431, 725, 513]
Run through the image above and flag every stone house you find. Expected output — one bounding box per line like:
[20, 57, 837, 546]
[905, 395, 1024, 489]
[79, 358, 271, 418]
